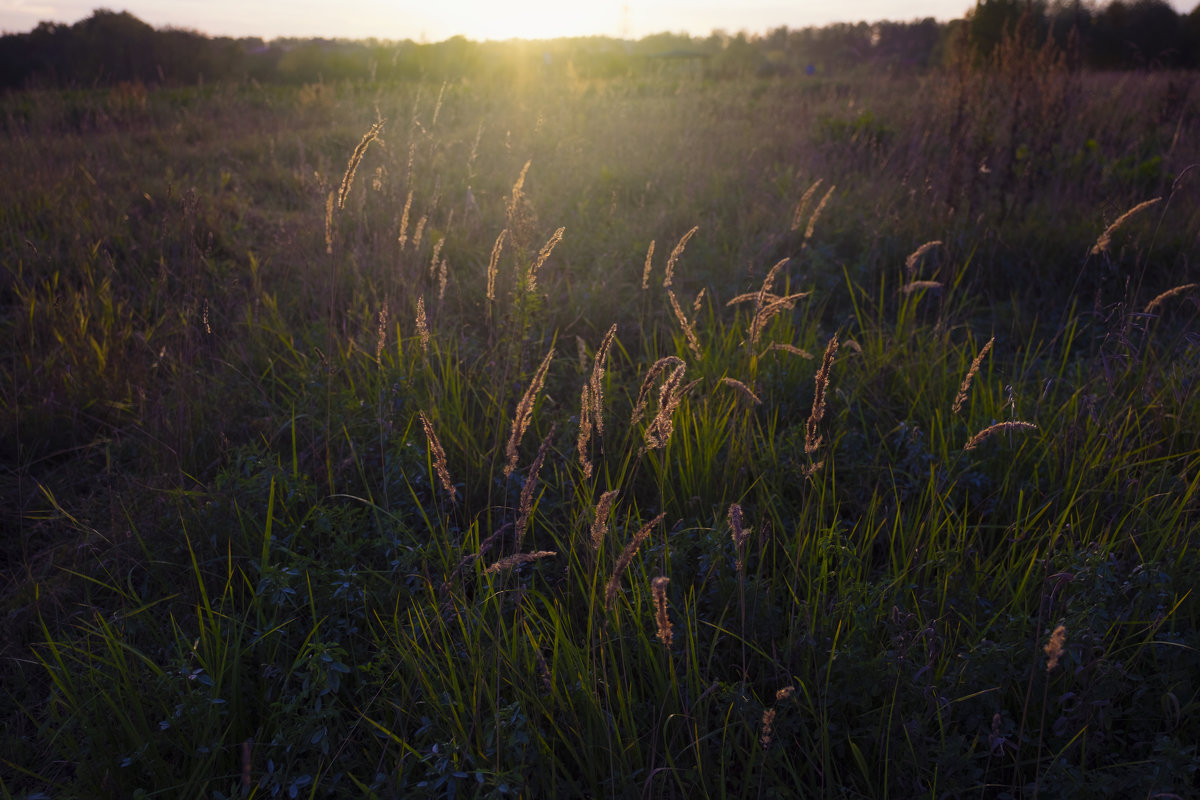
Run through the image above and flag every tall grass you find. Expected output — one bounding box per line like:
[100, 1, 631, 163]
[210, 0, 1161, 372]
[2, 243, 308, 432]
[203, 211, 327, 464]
[2, 61, 1199, 798]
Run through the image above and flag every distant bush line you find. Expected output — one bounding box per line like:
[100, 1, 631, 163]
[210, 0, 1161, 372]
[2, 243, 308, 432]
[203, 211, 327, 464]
[1, 1, 1198, 91]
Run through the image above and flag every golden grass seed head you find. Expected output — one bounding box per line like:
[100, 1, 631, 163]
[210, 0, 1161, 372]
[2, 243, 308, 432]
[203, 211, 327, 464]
[485, 550, 557, 575]
[904, 240, 943, 281]
[504, 346, 555, 479]
[651, 576, 673, 647]
[1044, 624, 1067, 671]
[963, 420, 1038, 451]
[791, 179, 823, 232]
[415, 296, 430, 355]
[603, 512, 665, 611]
[641, 240, 656, 290]
[590, 489, 619, 550]
[418, 411, 456, 503]
[662, 226, 699, 289]
[1091, 197, 1161, 256]
[953, 336, 994, 415]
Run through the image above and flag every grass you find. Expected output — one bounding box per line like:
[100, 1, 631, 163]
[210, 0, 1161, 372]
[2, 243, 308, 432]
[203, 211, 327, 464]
[2, 57, 1199, 798]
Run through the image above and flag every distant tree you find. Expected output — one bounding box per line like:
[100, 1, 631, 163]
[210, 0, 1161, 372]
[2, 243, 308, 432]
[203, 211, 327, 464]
[1094, 0, 1184, 66]
[969, 0, 1047, 62]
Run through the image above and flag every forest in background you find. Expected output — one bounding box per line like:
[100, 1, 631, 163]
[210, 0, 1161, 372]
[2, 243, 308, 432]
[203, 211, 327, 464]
[1, 0, 1199, 91]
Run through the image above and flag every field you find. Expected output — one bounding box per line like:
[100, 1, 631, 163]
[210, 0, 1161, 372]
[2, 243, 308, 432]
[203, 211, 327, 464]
[3, 52, 1200, 798]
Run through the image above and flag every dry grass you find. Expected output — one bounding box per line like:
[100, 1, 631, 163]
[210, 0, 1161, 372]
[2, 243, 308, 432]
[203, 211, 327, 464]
[528, 227, 565, 293]
[963, 420, 1038, 451]
[504, 346, 555, 478]
[953, 336, 994, 415]
[515, 425, 555, 548]
[1044, 624, 1067, 672]
[590, 489, 619, 550]
[485, 550, 557, 575]
[1144, 283, 1197, 314]
[603, 512, 665, 610]
[720, 377, 761, 406]
[662, 226, 699, 289]
[651, 576, 673, 647]
[418, 411, 456, 503]
[641, 240, 655, 290]
[904, 240, 943, 281]
[805, 334, 839, 455]
[1090, 197, 1161, 256]
[337, 118, 385, 210]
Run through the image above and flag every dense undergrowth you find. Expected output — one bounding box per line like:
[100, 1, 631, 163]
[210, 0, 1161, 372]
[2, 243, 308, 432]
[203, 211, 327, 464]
[2, 47, 1200, 799]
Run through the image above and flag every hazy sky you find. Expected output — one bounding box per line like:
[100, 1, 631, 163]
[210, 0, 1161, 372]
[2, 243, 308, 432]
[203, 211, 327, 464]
[1, 0, 1197, 41]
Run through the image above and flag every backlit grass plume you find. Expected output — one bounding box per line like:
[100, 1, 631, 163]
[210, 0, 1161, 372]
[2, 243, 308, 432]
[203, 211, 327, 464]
[953, 336, 994, 414]
[805, 334, 839, 455]
[418, 411, 456, 503]
[963, 420, 1038, 451]
[604, 512, 666, 611]
[1090, 197, 1160, 256]
[337, 118, 385, 210]
[505, 346, 555, 478]
[662, 226, 699, 289]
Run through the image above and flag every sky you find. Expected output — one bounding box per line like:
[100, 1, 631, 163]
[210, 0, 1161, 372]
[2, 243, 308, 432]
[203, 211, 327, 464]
[1, 0, 1197, 41]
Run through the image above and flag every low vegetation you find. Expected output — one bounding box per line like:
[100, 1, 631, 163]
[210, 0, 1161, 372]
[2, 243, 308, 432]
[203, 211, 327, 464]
[2, 26, 1199, 798]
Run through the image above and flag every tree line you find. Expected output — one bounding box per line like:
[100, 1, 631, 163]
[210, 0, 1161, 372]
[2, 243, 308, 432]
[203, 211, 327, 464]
[0, 2, 1197, 90]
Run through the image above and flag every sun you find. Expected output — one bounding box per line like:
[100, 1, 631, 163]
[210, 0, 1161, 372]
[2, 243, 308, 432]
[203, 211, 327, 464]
[445, 0, 619, 41]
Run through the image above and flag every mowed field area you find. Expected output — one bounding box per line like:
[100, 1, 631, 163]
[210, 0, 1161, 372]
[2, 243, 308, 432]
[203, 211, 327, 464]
[2, 43, 1200, 798]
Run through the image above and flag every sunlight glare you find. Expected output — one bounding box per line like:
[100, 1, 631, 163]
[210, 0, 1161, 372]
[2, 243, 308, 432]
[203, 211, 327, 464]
[446, 0, 619, 41]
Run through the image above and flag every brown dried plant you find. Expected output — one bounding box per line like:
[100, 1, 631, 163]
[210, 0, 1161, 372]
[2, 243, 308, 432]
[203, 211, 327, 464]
[486, 228, 508, 304]
[412, 215, 427, 251]
[1144, 283, 1197, 314]
[760, 708, 777, 749]
[527, 227, 565, 293]
[726, 259, 809, 346]
[504, 347, 555, 478]
[1091, 198, 1161, 256]
[728, 503, 752, 574]
[505, 160, 538, 248]
[904, 240, 943, 281]
[590, 489, 619, 550]
[337, 119, 385, 210]
[791, 179, 823, 232]
[415, 296, 430, 355]
[375, 302, 389, 363]
[667, 289, 703, 360]
[651, 576, 673, 647]
[590, 323, 617, 440]
[641, 240, 656, 290]
[604, 512, 666, 610]
[1044, 624, 1067, 671]
[324, 191, 335, 254]
[805, 184, 836, 240]
[662, 226, 699, 289]
[418, 411, 456, 503]
[764, 343, 813, 359]
[397, 190, 413, 248]
[805, 334, 839, 455]
[901, 280, 944, 295]
[953, 336, 994, 414]
[631, 356, 685, 426]
[644, 360, 690, 451]
[485, 550, 557, 575]
[577, 384, 594, 478]
[720, 378, 761, 406]
[515, 425, 555, 548]
[963, 420, 1038, 451]
[429, 236, 444, 278]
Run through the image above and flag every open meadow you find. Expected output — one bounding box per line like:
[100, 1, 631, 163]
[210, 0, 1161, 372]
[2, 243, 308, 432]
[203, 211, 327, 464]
[2, 47, 1200, 797]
